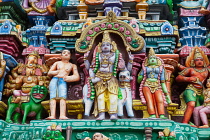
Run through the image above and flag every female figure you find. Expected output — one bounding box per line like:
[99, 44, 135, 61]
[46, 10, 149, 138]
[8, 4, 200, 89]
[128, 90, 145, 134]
[138, 48, 171, 119]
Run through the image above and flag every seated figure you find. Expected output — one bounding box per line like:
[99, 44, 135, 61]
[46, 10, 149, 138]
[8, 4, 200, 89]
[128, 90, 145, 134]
[193, 78, 210, 128]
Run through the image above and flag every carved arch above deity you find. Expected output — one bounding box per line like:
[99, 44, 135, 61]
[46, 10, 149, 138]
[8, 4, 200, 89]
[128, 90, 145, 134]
[75, 11, 145, 53]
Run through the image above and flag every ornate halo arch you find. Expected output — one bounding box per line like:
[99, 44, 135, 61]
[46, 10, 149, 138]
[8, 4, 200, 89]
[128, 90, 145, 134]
[75, 11, 145, 53]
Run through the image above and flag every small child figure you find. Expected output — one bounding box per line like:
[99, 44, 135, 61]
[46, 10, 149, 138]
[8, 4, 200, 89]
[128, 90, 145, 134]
[193, 78, 210, 128]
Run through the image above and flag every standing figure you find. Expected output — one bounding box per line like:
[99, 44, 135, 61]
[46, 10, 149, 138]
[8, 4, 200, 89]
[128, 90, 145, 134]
[46, 50, 80, 120]
[138, 48, 171, 119]
[86, 31, 126, 120]
[193, 78, 210, 128]
[176, 47, 209, 124]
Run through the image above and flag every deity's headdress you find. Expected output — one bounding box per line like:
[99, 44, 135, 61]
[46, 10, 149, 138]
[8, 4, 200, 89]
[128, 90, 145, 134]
[194, 48, 202, 60]
[102, 31, 112, 44]
[27, 51, 40, 59]
[47, 124, 62, 132]
[148, 47, 156, 58]
[185, 46, 209, 67]
[97, 31, 117, 52]
[145, 47, 162, 66]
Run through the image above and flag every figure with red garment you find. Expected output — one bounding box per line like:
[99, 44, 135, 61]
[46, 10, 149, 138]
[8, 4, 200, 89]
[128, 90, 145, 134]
[138, 48, 171, 119]
[176, 47, 210, 124]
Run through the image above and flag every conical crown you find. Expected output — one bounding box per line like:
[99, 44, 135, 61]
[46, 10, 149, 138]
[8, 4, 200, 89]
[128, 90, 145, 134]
[102, 31, 111, 43]
[148, 47, 156, 58]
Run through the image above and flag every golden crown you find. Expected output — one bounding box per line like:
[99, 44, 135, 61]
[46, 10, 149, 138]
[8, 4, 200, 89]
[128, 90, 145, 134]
[28, 51, 40, 58]
[194, 48, 203, 60]
[102, 31, 111, 43]
[51, 124, 56, 130]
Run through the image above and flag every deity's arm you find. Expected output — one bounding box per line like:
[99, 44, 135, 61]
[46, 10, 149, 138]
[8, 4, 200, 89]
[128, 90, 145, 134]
[47, 62, 59, 77]
[176, 68, 196, 83]
[160, 68, 171, 103]
[204, 99, 210, 103]
[84, 51, 90, 70]
[0, 59, 6, 79]
[84, 60, 90, 70]
[118, 53, 126, 70]
[15, 75, 24, 84]
[127, 61, 133, 72]
[160, 68, 168, 94]
[37, 76, 44, 86]
[127, 52, 134, 72]
[177, 63, 186, 71]
[38, 64, 48, 75]
[63, 64, 80, 82]
[137, 69, 144, 83]
[89, 68, 101, 84]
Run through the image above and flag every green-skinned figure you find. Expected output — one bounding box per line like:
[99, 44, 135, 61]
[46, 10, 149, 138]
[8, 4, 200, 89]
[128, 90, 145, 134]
[43, 124, 65, 140]
[138, 48, 171, 119]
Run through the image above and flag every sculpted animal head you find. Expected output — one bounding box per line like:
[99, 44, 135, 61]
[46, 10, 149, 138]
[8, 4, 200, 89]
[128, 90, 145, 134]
[30, 85, 48, 103]
[119, 70, 132, 82]
[43, 124, 64, 140]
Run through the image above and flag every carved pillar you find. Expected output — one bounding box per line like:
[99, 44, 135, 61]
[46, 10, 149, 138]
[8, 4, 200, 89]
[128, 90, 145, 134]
[77, 0, 88, 19]
[136, 0, 148, 20]
[144, 127, 153, 140]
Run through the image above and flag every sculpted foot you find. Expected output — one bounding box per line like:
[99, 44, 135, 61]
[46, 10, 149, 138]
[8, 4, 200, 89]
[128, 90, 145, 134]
[59, 116, 69, 120]
[110, 114, 118, 120]
[159, 115, 167, 119]
[6, 119, 13, 123]
[96, 112, 105, 120]
[199, 125, 209, 128]
[46, 116, 56, 120]
[148, 114, 156, 118]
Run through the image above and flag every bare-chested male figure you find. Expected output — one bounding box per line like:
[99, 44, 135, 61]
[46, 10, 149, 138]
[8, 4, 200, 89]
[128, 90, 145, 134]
[46, 50, 80, 120]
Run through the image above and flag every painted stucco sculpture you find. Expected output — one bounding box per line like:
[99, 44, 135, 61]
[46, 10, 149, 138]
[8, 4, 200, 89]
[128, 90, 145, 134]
[84, 132, 110, 140]
[43, 124, 65, 140]
[138, 48, 171, 119]
[46, 49, 80, 120]
[118, 70, 135, 118]
[5, 85, 48, 124]
[176, 47, 209, 124]
[193, 78, 210, 128]
[3, 51, 49, 98]
[84, 31, 126, 120]
[158, 128, 176, 140]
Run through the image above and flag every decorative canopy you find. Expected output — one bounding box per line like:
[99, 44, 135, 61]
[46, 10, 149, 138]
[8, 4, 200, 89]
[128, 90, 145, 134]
[75, 11, 145, 53]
